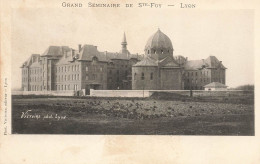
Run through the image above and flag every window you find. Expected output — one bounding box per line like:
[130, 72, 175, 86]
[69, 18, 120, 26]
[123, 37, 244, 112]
[161, 50, 164, 54]
[134, 73, 137, 80]
[86, 66, 89, 72]
[86, 75, 89, 80]
[141, 72, 145, 80]
[150, 73, 153, 80]
[148, 50, 150, 54]
[100, 67, 103, 72]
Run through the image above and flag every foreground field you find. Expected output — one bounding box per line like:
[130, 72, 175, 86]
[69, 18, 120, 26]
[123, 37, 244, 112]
[12, 96, 254, 135]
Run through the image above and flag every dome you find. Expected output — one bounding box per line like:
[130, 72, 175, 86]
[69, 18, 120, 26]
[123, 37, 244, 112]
[145, 29, 173, 50]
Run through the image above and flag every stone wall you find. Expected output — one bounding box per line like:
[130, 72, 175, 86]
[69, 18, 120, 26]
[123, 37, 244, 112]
[12, 90, 76, 96]
[90, 89, 151, 97]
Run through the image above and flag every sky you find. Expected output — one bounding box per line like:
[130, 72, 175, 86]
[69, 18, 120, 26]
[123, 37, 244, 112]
[11, 8, 254, 89]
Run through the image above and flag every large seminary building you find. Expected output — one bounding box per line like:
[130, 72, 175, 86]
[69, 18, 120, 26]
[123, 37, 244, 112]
[21, 29, 226, 93]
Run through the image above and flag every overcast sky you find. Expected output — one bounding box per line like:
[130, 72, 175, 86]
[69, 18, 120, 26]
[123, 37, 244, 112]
[11, 8, 254, 89]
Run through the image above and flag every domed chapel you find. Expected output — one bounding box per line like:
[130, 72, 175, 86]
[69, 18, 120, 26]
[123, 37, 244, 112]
[132, 29, 184, 90]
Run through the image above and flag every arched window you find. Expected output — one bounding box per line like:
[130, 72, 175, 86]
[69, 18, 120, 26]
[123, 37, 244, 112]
[141, 72, 145, 80]
[161, 50, 164, 54]
[150, 73, 153, 80]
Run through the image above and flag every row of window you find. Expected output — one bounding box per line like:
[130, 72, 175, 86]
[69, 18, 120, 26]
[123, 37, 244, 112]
[22, 76, 43, 82]
[186, 70, 224, 77]
[147, 49, 170, 54]
[56, 84, 79, 91]
[29, 85, 43, 91]
[186, 71, 208, 77]
[56, 74, 80, 81]
[85, 66, 103, 72]
[133, 72, 153, 81]
[56, 65, 80, 73]
[23, 68, 43, 75]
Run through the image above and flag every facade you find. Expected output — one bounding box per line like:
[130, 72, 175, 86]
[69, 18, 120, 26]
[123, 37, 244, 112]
[132, 29, 227, 90]
[21, 29, 227, 92]
[21, 33, 142, 93]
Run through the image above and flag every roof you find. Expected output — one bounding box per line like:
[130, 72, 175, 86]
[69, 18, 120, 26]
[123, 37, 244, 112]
[158, 56, 180, 67]
[205, 56, 226, 69]
[204, 82, 228, 88]
[21, 54, 40, 67]
[41, 46, 70, 57]
[145, 29, 173, 50]
[56, 49, 77, 65]
[78, 45, 108, 62]
[77, 44, 142, 62]
[133, 57, 158, 67]
[184, 56, 226, 70]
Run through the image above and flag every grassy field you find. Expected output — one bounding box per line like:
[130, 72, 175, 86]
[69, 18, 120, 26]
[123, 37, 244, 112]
[12, 94, 254, 135]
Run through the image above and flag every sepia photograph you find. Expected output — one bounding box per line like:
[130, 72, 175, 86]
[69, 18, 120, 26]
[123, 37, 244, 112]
[10, 8, 255, 135]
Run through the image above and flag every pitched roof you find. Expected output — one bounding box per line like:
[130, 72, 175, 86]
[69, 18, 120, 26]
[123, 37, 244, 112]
[184, 56, 226, 70]
[41, 46, 70, 57]
[21, 54, 40, 67]
[77, 44, 142, 62]
[78, 45, 108, 62]
[184, 59, 205, 70]
[158, 56, 180, 67]
[204, 82, 228, 88]
[133, 56, 158, 67]
[207, 56, 227, 69]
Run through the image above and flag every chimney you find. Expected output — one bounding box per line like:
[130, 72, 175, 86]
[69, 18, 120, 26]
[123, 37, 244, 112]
[78, 44, 82, 51]
[72, 49, 75, 56]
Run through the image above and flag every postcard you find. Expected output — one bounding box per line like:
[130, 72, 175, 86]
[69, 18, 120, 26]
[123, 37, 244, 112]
[1, 0, 260, 163]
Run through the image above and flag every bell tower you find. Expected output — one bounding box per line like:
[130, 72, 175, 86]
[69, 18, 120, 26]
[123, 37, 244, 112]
[121, 32, 128, 54]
